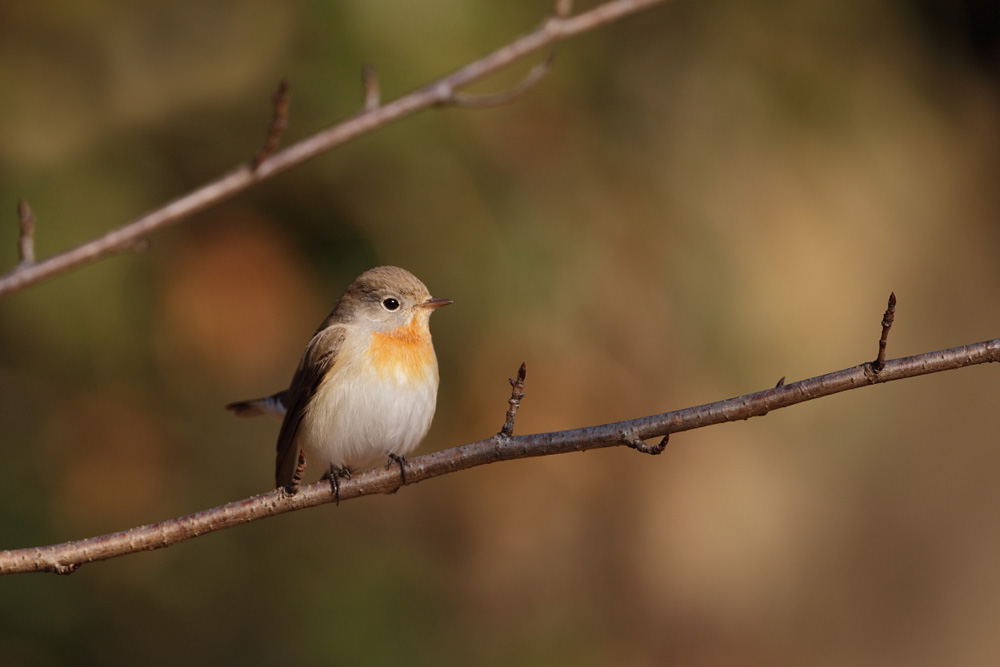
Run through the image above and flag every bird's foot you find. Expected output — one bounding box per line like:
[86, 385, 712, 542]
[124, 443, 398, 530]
[386, 453, 407, 492]
[322, 465, 352, 505]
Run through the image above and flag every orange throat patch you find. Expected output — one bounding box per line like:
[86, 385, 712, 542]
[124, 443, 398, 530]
[366, 315, 435, 383]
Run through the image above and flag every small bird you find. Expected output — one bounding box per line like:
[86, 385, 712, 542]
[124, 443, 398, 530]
[226, 266, 451, 495]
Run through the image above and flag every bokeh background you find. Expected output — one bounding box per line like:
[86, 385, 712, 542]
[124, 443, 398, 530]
[2, 1, 1000, 664]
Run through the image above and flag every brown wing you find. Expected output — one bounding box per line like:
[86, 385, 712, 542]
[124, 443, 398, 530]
[274, 325, 346, 488]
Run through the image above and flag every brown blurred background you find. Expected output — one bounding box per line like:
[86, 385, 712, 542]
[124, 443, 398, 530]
[2, 1, 1000, 665]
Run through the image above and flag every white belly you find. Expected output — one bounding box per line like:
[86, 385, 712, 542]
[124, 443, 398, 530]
[294, 360, 438, 474]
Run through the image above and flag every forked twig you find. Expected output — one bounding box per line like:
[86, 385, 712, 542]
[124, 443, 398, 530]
[450, 53, 555, 108]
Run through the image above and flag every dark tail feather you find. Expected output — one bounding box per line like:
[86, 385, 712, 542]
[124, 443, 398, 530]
[225, 391, 288, 420]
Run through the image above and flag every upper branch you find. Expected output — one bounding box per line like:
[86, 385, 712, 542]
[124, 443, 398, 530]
[2, 336, 997, 575]
[0, 0, 672, 299]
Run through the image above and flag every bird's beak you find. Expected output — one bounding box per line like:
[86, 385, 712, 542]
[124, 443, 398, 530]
[422, 297, 453, 309]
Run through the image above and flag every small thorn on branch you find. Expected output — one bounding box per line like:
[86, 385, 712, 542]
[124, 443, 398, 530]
[626, 433, 669, 456]
[555, 0, 574, 18]
[16, 199, 35, 267]
[449, 52, 555, 108]
[499, 362, 527, 437]
[872, 292, 896, 372]
[361, 64, 380, 111]
[775, 376, 786, 388]
[251, 77, 290, 171]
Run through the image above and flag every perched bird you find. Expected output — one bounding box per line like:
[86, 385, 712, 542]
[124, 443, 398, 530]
[226, 266, 451, 495]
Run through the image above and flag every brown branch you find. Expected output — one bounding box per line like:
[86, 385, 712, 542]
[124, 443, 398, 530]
[626, 432, 669, 455]
[16, 199, 35, 267]
[361, 64, 380, 111]
[250, 77, 291, 171]
[449, 52, 555, 108]
[0, 0, 672, 299]
[872, 292, 896, 372]
[2, 336, 998, 575]
[499, 362, 527, 437]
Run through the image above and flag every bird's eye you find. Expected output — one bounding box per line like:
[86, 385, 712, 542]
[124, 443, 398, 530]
[382, 297, 400, 311]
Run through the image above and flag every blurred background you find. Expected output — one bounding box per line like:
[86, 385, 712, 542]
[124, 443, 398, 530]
[1, 0, 999, 664]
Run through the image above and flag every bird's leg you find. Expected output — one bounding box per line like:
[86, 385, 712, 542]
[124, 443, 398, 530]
[323, 464, 352, 505]
[282, 450, 307, 496]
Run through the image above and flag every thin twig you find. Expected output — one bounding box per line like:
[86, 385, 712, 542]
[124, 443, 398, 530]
[251, 78, 291, 171]
[872, 292, 896, 372]
[2, 335, 998, 575]
[0, 0, 672, 299]
[361, 65, 380, 111]
[500, 362, 527, 437]
[625, 432, 669, 455]
[16, 200, 35, 267]
[450, 52, 555, 108]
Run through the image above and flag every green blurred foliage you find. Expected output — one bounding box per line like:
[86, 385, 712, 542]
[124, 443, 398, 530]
[1, 1, 1000, 665]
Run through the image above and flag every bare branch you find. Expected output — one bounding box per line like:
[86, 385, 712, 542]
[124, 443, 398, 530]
[499, 362, 527, 437]
[0, 0, 672, 299]
[361, 64, 380, 111]
[16, 199, 35, 267]
[449, 52, 555, 108]
[625, 432, 668, 455]
[872, 292, 896, 372]
[2, 335, 997, 575]
[250, 78, 291, 171]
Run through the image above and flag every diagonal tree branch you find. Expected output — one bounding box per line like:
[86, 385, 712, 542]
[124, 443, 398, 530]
[2, 331, 997, 575]
[0, 0, 672, 299]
